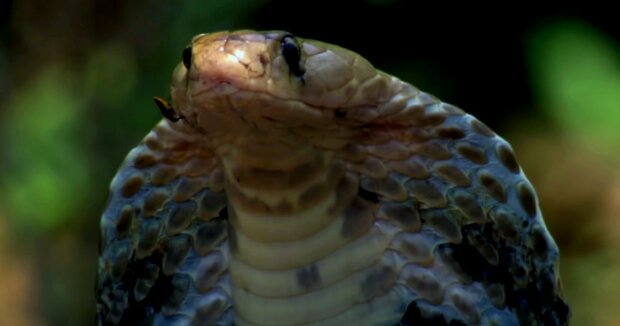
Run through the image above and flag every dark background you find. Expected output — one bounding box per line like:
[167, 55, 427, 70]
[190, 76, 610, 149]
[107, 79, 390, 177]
[1, 1, 619, 325]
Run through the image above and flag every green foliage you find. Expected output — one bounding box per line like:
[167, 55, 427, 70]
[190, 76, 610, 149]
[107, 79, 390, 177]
[528, 20, 620, 153]
[84, 43, 137, 106]
[562, 250, 620, 326]
[2, 68, 91, 234]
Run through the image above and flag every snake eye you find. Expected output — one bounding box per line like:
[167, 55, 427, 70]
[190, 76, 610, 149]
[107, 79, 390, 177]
[182, 46, 192, 70]
[280, 35, 305, 77]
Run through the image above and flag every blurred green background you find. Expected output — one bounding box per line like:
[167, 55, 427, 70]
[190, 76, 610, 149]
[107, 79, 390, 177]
[1, 1, 619, 325]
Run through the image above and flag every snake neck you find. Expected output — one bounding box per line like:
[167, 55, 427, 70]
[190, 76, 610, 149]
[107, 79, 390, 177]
[220, 141, 353, 268]
[218, 141, 400, 325]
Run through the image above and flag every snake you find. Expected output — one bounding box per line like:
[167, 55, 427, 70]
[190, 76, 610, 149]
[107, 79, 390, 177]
[96, 30, 569, 325]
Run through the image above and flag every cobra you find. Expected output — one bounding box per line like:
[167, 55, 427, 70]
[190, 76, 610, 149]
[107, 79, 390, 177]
[96, 30, 569, 325]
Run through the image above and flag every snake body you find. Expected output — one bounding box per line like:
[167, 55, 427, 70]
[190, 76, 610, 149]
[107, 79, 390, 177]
[96, 30, 569, 325]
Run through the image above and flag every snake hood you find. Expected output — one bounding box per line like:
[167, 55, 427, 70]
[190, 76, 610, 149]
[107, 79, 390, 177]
[97, 30, 569, 325]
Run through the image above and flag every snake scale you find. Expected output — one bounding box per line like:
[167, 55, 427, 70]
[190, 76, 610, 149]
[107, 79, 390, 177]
[96, 30, 569, 325]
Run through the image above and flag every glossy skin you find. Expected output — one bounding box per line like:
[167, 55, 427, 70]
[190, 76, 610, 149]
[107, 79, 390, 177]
[96, 30, 569, 325]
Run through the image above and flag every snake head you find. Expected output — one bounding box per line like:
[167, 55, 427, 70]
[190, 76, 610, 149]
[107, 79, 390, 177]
[169, 30, 406, 143]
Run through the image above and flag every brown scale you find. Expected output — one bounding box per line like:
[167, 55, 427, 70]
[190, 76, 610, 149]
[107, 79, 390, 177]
[161, 274, 190, 315]
[402, 264, 444, 304]
[144, 133, 163, 151]
[136, 218, 162, 259]
[378, 94, 410, 117]
[451, 190, 486, 223]
[192, 219, 227, 255]
[181, 157, 218, 177]
[516, 181, 538, 217]
[115, 205, 134, 237]
[478, 170, 508, 203]
[389, 102, 436, 124]
[121, 173, 145, 197]
[359, 175, 408, 201]
[133, 152, 158, 168]
[434, 162, 471, 187]
[386, 157, 430, 179]
[390, 126, 434, 144]
[435, 125, 466, 140]
[193, 293, 230, 325]
[142, 189, 170, 217]
[456, 142, 489, 165]
[421, 209, 463, 243]
[495, 142, 520, 174]
[151, 165, 179, 185]
[392, 232, 433, 266]
[347, 155, 388, 179]
[411, 141, 452, 160]
[173, 176, 207, 202]
[377, 201, 421, 232]
[197, 190, 227, 220]
[492, 208, 521, 244]
[466, 232, 499, 266]
[133, 262, 160, 302]
[406, 179, 448, 208]
[447, 287, 480, 324]
[165, 201, 197, 236]
[109, 240, 131, 280]
[360, 265, 398, 300]
[162, 234, 192, 275]
[365, 140, 411, 160]
[531, 225, 551, 259]
[437, 246, 474, 283]
[410, 111, 448, 128]
[194, 251, 227, 293]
